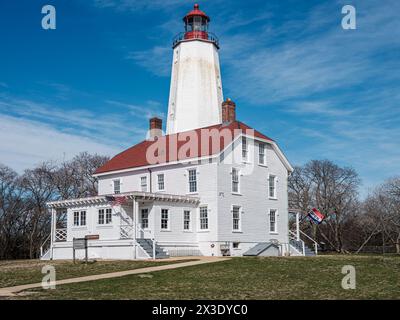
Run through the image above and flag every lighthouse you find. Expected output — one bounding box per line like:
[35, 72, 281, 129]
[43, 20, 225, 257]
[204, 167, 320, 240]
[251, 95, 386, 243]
[166, 4, 224, 135]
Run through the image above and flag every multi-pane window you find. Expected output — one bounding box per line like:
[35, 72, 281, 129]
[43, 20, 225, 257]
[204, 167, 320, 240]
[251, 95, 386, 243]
[232, 206, 241, 231]
[232, 168, 239, 193]
[73, 211, 86, 226]
[199, 206, 208, 230]
[98, 209, 112, 225]
[184, 210, 191, 231]
[158, 174, 165, 191]
[105, 209, 112, 224]
[113, 180, 121, 194]
[259, 143, 266, 165]
[161, 209, 169, 230]
[188, 169, 197, 193]
[80, 211, 86, 226]
[140, 176, 147, 192]
[242, 137, 248, 161]
[269, 209, 277, 233]
[73, 211, 79, 226]
[269, 175, 277, 198]
[141, 209, 149, 229]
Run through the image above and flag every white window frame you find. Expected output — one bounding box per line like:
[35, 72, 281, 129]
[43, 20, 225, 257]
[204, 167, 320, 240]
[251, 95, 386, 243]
[232, 205, 242, 232]
[140, 176, 147, 192]
[183, 210, 191, 231]
[140, 208, 149, 229]
[157, 174, 165, 191]
[231, 168, 240, 194]
[269, 209, 278, 234]
[242, 136, 248, 162]
[98, 208, 112, 225]
[73, 210, 86, 227]
[199, 206, 209, 231]
[113, 179, 121, 194]
[268, 174, 277, 199]
[161, 208, 169, 230]
[259, 143, 266, 165]
[188, 168, 197, 193]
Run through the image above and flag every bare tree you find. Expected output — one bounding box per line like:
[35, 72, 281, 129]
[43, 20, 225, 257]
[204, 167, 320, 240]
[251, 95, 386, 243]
[289, 160, 360, 252]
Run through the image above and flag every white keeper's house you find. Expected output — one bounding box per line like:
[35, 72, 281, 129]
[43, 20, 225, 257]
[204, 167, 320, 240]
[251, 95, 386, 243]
[42, 4, 314, 260]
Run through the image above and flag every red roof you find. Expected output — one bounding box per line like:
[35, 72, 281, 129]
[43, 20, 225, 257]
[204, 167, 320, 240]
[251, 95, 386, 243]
[95, 121, 273, 175]
[183, 4, 210, 22]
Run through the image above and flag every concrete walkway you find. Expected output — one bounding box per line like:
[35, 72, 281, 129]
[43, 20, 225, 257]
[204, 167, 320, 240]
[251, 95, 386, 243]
[0, 257, 230, 297]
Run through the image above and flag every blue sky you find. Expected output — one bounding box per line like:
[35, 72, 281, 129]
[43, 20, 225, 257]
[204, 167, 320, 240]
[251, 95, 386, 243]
[0, 0, 399, 196]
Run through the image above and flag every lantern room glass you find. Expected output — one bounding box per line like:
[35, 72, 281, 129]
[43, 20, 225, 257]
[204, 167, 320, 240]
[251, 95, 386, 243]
[185, 16, 208, 32]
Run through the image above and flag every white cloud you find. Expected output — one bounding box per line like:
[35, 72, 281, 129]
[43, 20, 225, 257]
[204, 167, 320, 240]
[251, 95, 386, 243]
[0, 114, 120, 172]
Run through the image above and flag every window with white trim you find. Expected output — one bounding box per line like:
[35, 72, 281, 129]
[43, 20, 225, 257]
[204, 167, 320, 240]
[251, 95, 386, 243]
[199, 206, 208, 230]
[184, 210, 191, 231]
[74, 210, 86, 226]
[259, 143, 266, 165]
[141, 209, 149, 229]
[140, 176, 147, 192]
[161, 209, 169, 230]
[98, 208, 112, 225]
[158, 174, 165, 191]
[113, 180, 121, 194]
[188, 169, 197, 193]
[242, 137, 248, 161]
[73, 211, 79, 226]
[269, 209, 277, 233]
[269, 175, 277, 198]
[232, 206, 241, 231]
[232, 168, 239, 193]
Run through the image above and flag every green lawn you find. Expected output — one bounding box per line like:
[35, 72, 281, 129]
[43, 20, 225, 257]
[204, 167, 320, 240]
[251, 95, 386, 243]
[11, 255, 400, 300]
[0, 259, 183, 288]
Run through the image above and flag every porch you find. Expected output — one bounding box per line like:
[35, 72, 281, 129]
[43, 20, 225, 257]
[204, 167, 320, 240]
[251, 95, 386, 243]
[42, 191, 199, 260]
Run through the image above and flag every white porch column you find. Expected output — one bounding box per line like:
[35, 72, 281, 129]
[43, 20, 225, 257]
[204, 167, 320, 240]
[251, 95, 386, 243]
[132, 197, 138, 259]
[296, 212, 300, 241]
[50, 208, 56, 260]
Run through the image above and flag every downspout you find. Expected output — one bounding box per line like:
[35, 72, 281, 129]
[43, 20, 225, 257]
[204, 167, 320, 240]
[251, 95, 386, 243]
[148, 168, 152, 193]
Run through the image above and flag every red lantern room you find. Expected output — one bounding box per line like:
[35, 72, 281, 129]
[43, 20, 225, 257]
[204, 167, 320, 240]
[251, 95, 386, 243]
[183, 4, 210, 40]
[173, 4, 219, 48]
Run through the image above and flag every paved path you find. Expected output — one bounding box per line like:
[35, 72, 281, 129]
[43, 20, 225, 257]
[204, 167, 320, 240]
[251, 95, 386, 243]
[0, 257, 230, 297]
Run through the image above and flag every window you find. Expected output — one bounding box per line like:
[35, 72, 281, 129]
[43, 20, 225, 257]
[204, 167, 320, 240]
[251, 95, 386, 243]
[199, 206, 208, 230]
[80, 211, 86, 226]
[188, 169, 197, 193]
[113, 180, 121, 194]
[74, 211, 86, 226]
[184, 210, 191, 231]
[98, 209, 112, 225]
[259, 143, 266, 165]
[98, 209, 104, 225]
[232, 206, 241, 231]
[158, 174, 165, 191]
[232, 168, 239, 193]
[269, 209, 277, 233]
[105, 209, 112, 224]
[233, 242, 240, 249]
[140, 209, 149, 229]
[242, 137, 248, 161]
[73, 211, 79, 226]
[269, 175, 277, 198]
[161, 209, 169, 230]
[140, 176, 147, 192]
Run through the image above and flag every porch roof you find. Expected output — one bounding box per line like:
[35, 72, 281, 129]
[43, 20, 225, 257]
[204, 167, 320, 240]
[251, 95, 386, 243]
[46, 191, 200, 208]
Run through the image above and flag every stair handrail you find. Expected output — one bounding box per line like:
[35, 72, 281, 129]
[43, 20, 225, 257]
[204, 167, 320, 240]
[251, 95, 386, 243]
[135, 225, 156, 259]
[288, 230, 305, 255]
[299, 230, 318, 255]
[40, 234, 51, 257]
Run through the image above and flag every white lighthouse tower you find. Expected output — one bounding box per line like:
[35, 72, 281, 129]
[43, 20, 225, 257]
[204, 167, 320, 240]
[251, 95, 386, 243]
[166, 4, 224, 135]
